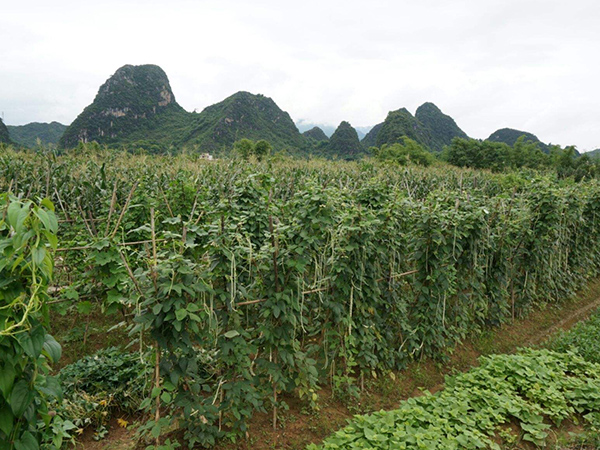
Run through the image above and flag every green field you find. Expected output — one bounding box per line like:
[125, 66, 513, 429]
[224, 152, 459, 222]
[3, 145, 600, 449]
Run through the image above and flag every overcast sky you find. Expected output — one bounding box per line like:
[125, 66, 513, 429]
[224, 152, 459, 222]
[1, 0, 599, 150]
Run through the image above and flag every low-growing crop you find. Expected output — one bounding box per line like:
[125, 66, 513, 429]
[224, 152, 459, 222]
[549, 310, 600, 364]
[58, 347, 152, 433]
[309, 349, 600, 450]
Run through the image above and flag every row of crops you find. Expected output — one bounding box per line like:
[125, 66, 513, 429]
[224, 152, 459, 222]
[3, 147, 600, 447]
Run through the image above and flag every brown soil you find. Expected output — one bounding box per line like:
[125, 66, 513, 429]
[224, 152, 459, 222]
[71, 278, 600, 450]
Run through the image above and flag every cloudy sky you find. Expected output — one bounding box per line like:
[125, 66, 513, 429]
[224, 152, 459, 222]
[1, 0, 599, 150]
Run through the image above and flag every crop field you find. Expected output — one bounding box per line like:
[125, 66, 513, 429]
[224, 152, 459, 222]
[2, 147, 600, 449]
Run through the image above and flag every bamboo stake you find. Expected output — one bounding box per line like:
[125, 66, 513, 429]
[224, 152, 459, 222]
[105, 180, 118, 236]
[110, 182, 138, 239]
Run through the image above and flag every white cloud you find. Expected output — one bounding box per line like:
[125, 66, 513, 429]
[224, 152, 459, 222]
[1, 0, 599, 150]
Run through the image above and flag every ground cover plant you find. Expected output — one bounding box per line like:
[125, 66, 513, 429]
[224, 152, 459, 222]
[308, 349, 600, 450]
[4, 146, 600, 447]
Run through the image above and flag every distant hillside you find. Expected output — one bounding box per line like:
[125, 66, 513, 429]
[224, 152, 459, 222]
[325, 121, 362, 159]
[303, 126, 329, 141]
[361, 122, 383, 149]
[487, 128, 550, 153]
[8, 122, 67, 147]
[0, 118, 10, 144]
[59, 64, 190, 149]
[415, 102, 468, 151]
[179, 91, 305, 153]
[586, 148, 600, 159]
[376, 108, 433, 149]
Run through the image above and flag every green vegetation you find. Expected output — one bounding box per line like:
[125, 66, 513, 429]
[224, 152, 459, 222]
[0, 195, 73, 450]
[371, 137, 434, 166]
[302, 126, 329, 142]
[58, 347, 151, 435]
[180, 91, 305, 154]
[375, 108, 433, 149]
[549, 310, 600, 364]
[444, 136, 598, 180]
[324, 121, 363, 159]
[487, 127, 550, 153]
[0, 118, 11, 144]
[59, 65, 190, 150]
[415, 102, 468, 151]
[4, 146, 600, 448]
[233, 138, 272, 160]
[360, 122, 382, 149]
[7, 122, 67, 148]
[309, 349, 600, 450]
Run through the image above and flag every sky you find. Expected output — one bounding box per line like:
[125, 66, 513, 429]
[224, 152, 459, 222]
[1, 0, 599, 150]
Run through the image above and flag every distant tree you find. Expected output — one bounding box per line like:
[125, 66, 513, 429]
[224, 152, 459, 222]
[254, 140, 272, 161]
[233, 138, 255, 160]
[372, 137, 434, 167]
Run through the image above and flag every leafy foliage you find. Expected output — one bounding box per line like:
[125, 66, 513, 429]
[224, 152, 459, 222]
[6, 123, 67, 149]
[309, 349, 600, 450]
[4, 149, 600, 447]
[549, 309, 600, 364]
[372, 138, 434, 166]
[58, 347, 151, 432]
[0, 194, 73, 450]
[445, 136, 599, 180]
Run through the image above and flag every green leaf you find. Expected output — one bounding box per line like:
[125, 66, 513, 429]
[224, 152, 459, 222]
[14, 431, 39, 450]
[223, 330, 240, 339]
[76, 301, 93, 315]
[10, 380, 34, 417]
[0, 404, 13, 436]
[0, 366, 15, 398]
[42, 334, 62, 364]
[175, 309, 187, 321]
[31, 247, 46, 266]
[18, 326, 45, 359]
[151, 423, 161, 438]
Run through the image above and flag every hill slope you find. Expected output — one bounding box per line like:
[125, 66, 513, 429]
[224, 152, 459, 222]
[324, 121, 362, 159]
[0, 119, 10, 144]
[487, 128, 550, 153]
[376, 108, 433, 149]
[59, 64, 190, 149]
[361, 122, 383, 149]
[8, 122, 67, 147]
[179, 91, 305, 154]
[415, 102, 468, 151]
[302, 126, 329, 142]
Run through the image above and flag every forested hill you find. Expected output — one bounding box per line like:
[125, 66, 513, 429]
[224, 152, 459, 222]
[324, 121, 363, 159]
[375, 108, 433, 149]
[415, 102, 468, 151]
[0, 118, 10, 144]
[8, 122, 67, 148]
[363, 103, 468, 152]
[302, 126, 329, 142]
[361, 122, 383, 149]
[59, 64, 190, 149]
[487, 128, 550, 153]
[177, 91, 305, 154]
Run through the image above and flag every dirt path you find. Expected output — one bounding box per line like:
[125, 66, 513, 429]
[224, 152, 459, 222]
[527, 294, 600, 346]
